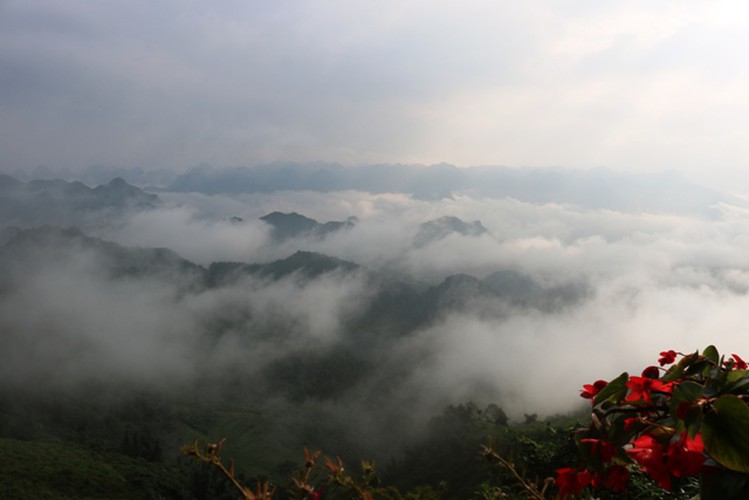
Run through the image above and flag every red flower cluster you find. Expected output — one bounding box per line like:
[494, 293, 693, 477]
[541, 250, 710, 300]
[555, 467, 591, 498]
[560, 347, 743, 498]
[603, 465, 629, 492]
[626, 432, 705, 490]
[555, 464, 629, 498]
[580, 438, 617, 463]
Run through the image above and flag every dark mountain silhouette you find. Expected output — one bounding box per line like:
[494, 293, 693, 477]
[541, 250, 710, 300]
[12, 163, 742, 215]
[1, 224, 586, 327]
[91, 177, 160, 207]
[0, 226, 203, 289]
[483, 269, 589, 312]
[257, 250, 359, 279]
[206, 251, 361, 288]
[10, 165, 180, 188]
[414, 216, 488, 247]
[260, 211, 358, 241]
[426, 273, 494, 310]
[14, 162, 742, 215]
[0, 175, 161, 228]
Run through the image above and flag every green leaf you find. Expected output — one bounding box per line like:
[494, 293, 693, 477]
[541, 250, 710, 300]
[686, 358, 712, 376]
[727, 370, 749, 383]
[725, 371, 749, 396]
[699, 467, 749, 500]
[670, 381, 705, 436]
[702, 395, 749, 473]
[674, 381, 704, 402]
[663, 361, 686, 382]
[594, 372, 628, 405]
[703, 345, 720, 365]
[683, 404, 703, 439]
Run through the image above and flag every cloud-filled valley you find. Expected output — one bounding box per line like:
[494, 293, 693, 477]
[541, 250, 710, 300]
[3, 167, 749, 449]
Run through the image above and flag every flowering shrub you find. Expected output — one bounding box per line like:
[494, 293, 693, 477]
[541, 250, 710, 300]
[558, 346, 749, 499]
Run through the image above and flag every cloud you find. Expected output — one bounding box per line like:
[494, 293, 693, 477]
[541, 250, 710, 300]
[4, 179, 749, 463]
[0, 246, 200, 389]
[98, 202, 273, 265]
[385, 269, 749, 421]
[0, 229, 374, 396]
[3, 1, 749, 190]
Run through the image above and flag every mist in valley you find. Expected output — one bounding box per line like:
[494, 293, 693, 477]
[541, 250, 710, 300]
[3, 168, 749, 472]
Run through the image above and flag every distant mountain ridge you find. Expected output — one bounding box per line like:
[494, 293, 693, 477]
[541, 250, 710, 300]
[206, 250, 361, 287]
[415, 216, 488, 247]
[10, 164, 178, 188]
[160, 162, 740, 215]
[0, 226, 202, 288]
[7, 163, 741, 215]
[0, 175, 161, 228]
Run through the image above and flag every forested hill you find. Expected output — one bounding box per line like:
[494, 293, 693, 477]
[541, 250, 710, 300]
[0, 224, 588, 339]
[0, 223, 591, 498]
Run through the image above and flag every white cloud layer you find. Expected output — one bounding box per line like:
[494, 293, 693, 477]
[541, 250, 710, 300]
[3, 188, 739, 420]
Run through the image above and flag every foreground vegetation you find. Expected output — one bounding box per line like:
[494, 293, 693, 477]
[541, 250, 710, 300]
[4, 346, 748, 498]
[0, 386, 583, 499]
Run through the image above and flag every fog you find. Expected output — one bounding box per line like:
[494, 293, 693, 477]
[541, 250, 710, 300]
[3, 173, 749, 435]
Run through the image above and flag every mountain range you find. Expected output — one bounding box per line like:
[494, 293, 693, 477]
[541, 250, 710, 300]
[10, 162, 743, 215]
[0, 224, 587, 325]
[0, 175, 161, 228]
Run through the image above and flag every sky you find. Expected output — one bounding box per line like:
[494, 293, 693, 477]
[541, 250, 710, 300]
[2, 1, 749, 191]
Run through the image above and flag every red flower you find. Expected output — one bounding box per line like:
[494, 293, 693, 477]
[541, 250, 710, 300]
[667, 432, 705, 477]
[580, 438, 617, 463]
[731, 353, 748, 370]
[625, 376, 673, 404]
[626, 435, 663, 466]
[626, 432, 705, 490]
[676, 401, 691, 419]
[658, 350, 677, 366]
[555, 467, 592, 498]
[589, 471, 604, 489]
[604, 465, 629, 492]
[623, 417, 641, 433]
[626, 434, 671, 490]
[580, 380, 608, 400]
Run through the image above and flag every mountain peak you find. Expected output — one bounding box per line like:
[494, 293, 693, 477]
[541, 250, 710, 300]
[260, 211, 356, 241]
[415, 216, 488, 247]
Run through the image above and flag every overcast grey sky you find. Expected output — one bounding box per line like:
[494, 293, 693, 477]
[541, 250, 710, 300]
[2, 1, 749, 190]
